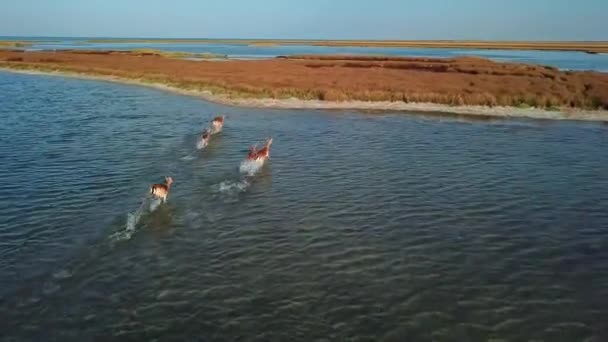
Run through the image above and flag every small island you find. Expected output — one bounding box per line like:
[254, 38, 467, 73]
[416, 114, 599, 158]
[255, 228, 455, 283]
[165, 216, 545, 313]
[1, 49, 607, 121]
[81, 39, 608, 54]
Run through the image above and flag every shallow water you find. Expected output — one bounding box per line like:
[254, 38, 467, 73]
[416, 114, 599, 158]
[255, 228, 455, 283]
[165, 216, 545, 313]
[4, 36, 608, 72]
[1, 71, 608, 341]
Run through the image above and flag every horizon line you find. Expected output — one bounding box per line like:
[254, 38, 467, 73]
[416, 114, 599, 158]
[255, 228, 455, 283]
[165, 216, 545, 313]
[1, 35, 608, 43]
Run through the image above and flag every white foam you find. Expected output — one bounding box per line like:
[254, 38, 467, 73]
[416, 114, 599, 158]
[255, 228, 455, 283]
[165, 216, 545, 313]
[157, 289, 173, 300]
[217, 180, 250, 194]
[181, 154, 196, 161]
[209, 125, 222, 135]
[110, 196, 153, 242]
[149, 198, 162, 212]
[52, 269, 72, 280]
[239, 159, 265, 176]
[196, 138, 208, 150]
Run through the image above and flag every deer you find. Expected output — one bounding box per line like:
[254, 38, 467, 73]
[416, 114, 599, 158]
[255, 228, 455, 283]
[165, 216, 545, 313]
[210, 115, 225, 134]
[246, 138, 273, 161]
[150, 176, 174, 203]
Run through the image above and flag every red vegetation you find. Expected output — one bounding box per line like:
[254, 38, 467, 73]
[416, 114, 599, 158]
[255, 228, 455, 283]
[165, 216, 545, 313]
[1, 50, 607, 109]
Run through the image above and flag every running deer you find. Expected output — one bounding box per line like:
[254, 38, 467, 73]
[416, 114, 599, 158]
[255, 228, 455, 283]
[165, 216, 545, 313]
[247, 138, 273, 161]
[150, 176, 174, 203]
[210, 115, 225, 134]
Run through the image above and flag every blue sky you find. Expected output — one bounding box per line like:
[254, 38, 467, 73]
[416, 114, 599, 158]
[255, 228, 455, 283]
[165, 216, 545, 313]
[1, 0, 607, 40]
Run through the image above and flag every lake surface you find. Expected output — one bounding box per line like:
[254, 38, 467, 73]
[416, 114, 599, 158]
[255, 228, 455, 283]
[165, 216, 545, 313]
[1, 71, 608, 341]
[3, 36, 608, 72]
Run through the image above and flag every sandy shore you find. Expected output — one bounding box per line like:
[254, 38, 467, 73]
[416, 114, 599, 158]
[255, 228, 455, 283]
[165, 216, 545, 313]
[3, 66, 607, 122]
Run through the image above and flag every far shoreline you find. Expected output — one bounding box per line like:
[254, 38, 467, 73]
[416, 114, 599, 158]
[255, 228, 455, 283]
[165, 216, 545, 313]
[2, 66, 607, 122]
[80, 39, 608, 54]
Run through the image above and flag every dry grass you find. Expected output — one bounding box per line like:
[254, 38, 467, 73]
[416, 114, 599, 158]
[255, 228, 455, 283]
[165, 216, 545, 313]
[1, 50, 607, 110]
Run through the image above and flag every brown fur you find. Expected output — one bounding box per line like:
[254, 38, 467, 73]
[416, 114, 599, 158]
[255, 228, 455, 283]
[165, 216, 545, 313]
[210, 115, 225, 134]
[247, 138, 273, 160]
[212, 115, 225, 125]
[150, 176, 173, 202]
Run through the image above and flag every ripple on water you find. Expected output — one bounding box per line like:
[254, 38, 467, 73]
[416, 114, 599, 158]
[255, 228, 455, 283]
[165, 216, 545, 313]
[1, 72, 608, 341]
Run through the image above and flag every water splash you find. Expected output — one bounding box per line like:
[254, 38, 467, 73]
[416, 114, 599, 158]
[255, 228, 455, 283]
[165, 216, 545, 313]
[216, 179, 250, 194]
[214, 158, 266, 199]
[196, 138, 208, 150]
[181, 153, 196, 161]
[52, 269, 72, 280]
[209, 126, 222, 135]
[239, 159, 265, 176]
[110, 196, 155, 242]
[149, 198, 162, 212]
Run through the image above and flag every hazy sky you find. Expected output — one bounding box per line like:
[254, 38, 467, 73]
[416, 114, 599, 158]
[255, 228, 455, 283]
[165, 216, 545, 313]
[1, 0, 607, 40]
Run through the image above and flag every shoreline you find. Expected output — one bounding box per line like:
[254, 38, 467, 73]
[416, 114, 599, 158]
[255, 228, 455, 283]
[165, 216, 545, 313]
[4, 38, 608, 54]
[2, 66, 607, 122]
[80, 39, 608, 54]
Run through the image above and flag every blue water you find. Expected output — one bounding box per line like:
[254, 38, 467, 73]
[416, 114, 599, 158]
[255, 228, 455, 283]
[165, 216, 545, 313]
[1, 71, 608, 341]
[3, 36, 608, 72]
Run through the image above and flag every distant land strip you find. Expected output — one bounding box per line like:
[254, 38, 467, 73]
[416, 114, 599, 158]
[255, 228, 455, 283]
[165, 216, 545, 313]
[80, 39, 608, 54]
[1, 50, 607, 121]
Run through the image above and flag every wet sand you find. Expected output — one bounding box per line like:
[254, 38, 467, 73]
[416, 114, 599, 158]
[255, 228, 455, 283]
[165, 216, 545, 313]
[1, 50, 607, 121]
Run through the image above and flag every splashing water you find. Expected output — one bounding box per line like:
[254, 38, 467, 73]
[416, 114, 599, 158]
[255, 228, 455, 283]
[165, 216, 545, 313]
[212, 178, 251, 203]
[110, 196, 155, 242]
[181, 154, 196, 161]
[239, 159, 265, 176]
[149, 198, 162, 212]
[213, 158, 266, 200]
[52, 269, 72, 280]
[216, 179, 250, 194]
[209, 125, 222, 135]
[196, 138, 208, 150]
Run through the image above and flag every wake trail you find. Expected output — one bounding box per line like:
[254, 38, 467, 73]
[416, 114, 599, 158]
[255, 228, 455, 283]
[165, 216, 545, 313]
[181, 152, 197, 161]
[109, 195, 162, 242]
[196, 138, 208, 150]
[212, 158, 268, 199]
[238, 159, 265, 176]
[181, 131, 212, 160]
[215, 178, 251, 195]
[181, 138, 205, 160]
